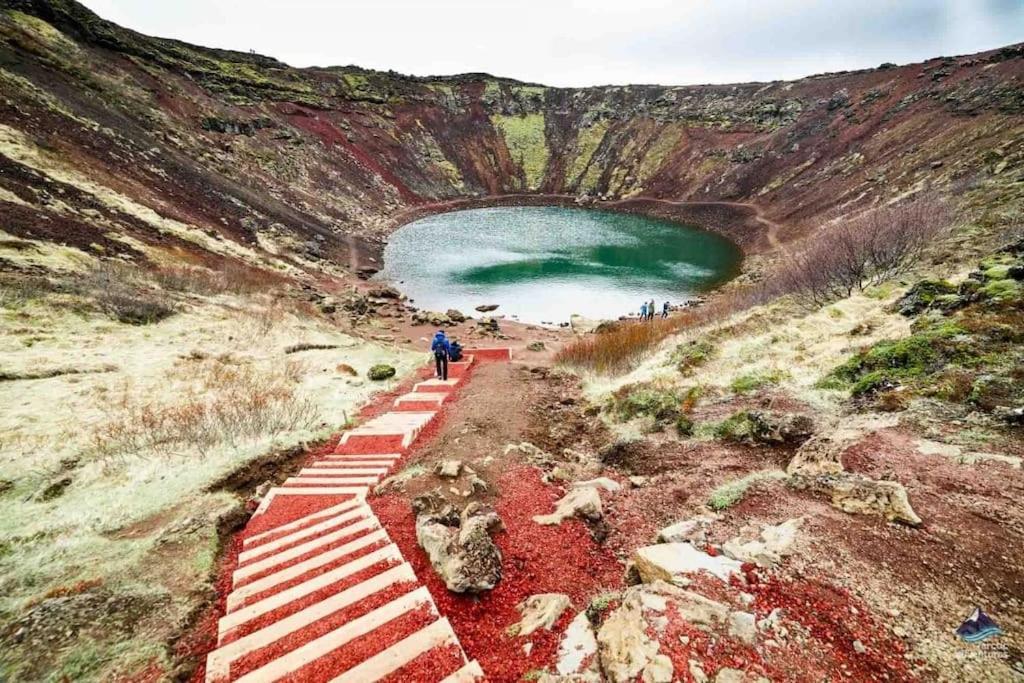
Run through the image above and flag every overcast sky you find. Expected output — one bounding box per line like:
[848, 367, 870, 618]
[80, 0, 1023, 87]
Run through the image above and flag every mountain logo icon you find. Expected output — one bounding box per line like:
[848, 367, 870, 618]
[956, 607, 1003, 643]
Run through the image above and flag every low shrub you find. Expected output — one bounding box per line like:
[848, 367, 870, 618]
[82, 262, 175, 325]
[608, 383, 680, 424]
[671, 339, 715, 375]
[707, 470, 786, 511]
[368, 364, 397, 381]
[729, 369, 787, 394]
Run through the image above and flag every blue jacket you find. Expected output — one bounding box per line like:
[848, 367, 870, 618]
[431, 332, 451, 356]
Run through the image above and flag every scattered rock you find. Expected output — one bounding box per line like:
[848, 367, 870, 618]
[467, 474, 489, 494]
[34, 476, 72, 502]
[335, 363, 358, 376]
[722, 518, 802, 568]
[533, 486, 603, 526]
[446, 309, 467, 323]
[627, 543, 743, 585]
[0, 479, 14, 496]
[415, 501, 503, 593]
[527, 341, 546, 352]
[893, 279, 960, 316]
[572, 477, 622, 492]
[728, 611, 758, 644]
[367, 285, 401, 299]
[509, 593, 571, 636]
[435, 460, 463, 478]
[828, 475, 922, 526]
[746, 411, 815, 445]
[715, 669, 746, 683]
[477, 317, 500, 332]
[367, 363, 396, 381]
[557, 610, 599, 676]
[475, 304, 499, 312]
[656, 514, 719, 545]
[628, 476, 648, 488]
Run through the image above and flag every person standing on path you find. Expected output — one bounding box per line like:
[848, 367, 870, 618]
[662, 301, 670, 319]
[431, 330, 451, 380]
[648, 299, 656, 321]
[640, 301, 648, 322]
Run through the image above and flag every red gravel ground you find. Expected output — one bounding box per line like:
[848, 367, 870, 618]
[372, 464, 625, 681]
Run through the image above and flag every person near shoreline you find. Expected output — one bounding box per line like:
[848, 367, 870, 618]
[648, 299, 656, 321]
[431, 329, 451, 380]
[640, 301, 648, 321]
[662, 301, 670, 319]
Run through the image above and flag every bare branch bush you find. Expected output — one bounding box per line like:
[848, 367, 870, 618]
[768, 197, 953, 308]
[89, 357, 321, 461]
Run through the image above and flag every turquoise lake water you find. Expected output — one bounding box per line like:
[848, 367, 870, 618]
[379, 206, 741, 325]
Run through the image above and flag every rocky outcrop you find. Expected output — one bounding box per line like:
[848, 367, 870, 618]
[414, 498, 504, 593]
[596, 582, 758, 683]
[656, 513, 719, 545]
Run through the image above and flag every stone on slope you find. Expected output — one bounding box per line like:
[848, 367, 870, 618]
[416, 500, 503, 592]
[656, 513, 719, 545]
[435, 459, 463, 478]
[829, 475, 922, 526]
[557, 611, 599, 676]
[572, 477, 622, 492]
[509, 593, 571, 637]
[627, 543, 743, 585]
[722, 518, 802, 568]
[533, 486, 603, 526]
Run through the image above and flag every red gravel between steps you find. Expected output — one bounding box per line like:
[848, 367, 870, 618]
[336, 433, 409, 455]
[221, 559, 403, 645]
[378, 642, 467, 682]
[227, 581, 422, 679]
[243, 501, 362, 549]
[244, 495, 355, 539]
[371, 464, 624, 682]
[233, 544, 397, 610]
[237, 513, 370, 567]
[279, 606, 441, 683]
[232, 524, 381, 589]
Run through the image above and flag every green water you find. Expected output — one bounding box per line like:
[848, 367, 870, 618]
[379, 206, 741, 324]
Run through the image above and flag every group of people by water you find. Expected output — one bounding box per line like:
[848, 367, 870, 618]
[639, 299, 670, 321]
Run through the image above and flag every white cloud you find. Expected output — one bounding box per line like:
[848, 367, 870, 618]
[79, 0, 1023, 86]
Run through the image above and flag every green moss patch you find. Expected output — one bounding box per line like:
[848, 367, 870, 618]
[492, 113, 550, 190]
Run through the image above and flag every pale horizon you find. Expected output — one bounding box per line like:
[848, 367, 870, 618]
[78, 0, 1024, 87]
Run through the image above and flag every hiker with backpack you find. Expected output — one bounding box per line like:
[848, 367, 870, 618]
[431, 330, 452, 380]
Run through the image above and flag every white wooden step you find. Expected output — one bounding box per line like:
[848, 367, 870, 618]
[441, 660, 486, 683]
[234, 517, 380, 583]
[328, 617, 459, 683]
[245, 500, 362, 548]
[238, 505, 372, 564]
[325, 453, 402, 461]
[299, 467, 388, 476]
[254, 487, 366, 516]
[206, 563, 416, 681]
[395, 392, 446, 405]
[413, 378, 460, 392]
[338, 411, 435, 448]
[230, 529, 389, 603]
[220, 544, 402, 636]
[283, 476, 380, 487]
[232, 587, 435, 683]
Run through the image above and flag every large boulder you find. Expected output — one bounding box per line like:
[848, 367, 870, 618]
[415, 500, 503, 592]
[556, 611, 599, 676]
[367, 364, 396, 381]
[627, 543, 743, 585]
[533, 487, 603, 526]
[656, 513, 719, 545]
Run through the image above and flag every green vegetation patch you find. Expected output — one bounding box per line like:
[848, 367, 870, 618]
[708, 470, 786, 511]
[607, 382, 681, 425]
[567, 120, 610, 190]
[491, 113, 550, 190]
[729, 369, 787, 394]
[671, 340, 715, 375]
